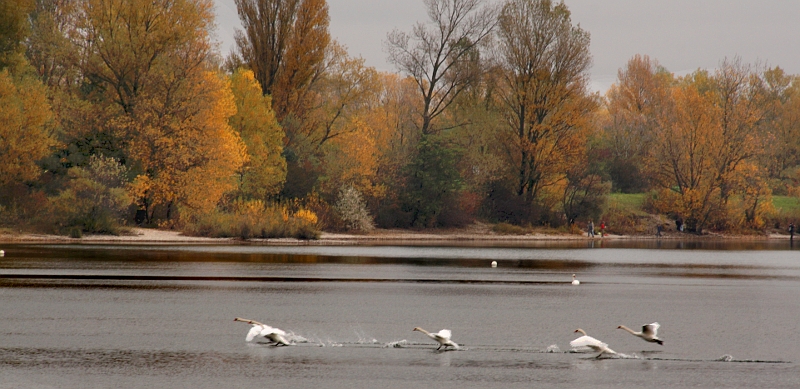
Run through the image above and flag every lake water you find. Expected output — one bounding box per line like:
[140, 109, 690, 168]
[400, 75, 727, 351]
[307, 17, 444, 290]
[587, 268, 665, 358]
[1, 241, 799, 388]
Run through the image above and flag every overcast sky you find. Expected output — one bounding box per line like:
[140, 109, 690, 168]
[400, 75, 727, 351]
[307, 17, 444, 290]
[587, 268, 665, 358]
[212, 0, 800, 93]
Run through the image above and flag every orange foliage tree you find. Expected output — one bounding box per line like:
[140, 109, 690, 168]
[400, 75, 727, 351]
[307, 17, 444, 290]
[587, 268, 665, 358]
[646, 60, 769, 231]
[495, 0, 597, 221]
[78, 0, 246, 222]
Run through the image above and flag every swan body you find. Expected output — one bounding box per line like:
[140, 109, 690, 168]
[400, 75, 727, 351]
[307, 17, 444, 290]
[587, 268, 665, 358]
[618, 322, 663, 345]
[571, 274, 580, 285]
[234, 317, 291, 346]
[413, 327, 459, 350]
[570, 329, 616, 358]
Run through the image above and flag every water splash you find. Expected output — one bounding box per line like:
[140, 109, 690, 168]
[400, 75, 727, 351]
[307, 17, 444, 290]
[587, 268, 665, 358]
[545, 344, 560, 353]
[286, 332, 308, 344]
[384, 339, 408, 348]
[356, 336, 378, 345]
[315, 341, 343, 347]
[353, 328, 379, 345]
[717, 354, 735, 362]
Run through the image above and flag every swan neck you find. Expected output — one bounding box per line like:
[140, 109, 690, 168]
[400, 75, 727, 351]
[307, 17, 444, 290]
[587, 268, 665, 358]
[619, 325, 637, 335]
[234, 317, 264, 326]
[414, 327, 433, 337]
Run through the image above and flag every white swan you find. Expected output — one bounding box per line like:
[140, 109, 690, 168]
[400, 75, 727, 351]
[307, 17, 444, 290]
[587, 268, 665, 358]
[571, 274, 580, 285]
[234, 317, 291, 346]
[570, 328, 616, 358]
[618, 322, 663, 345]
[413, 327, 459, 350]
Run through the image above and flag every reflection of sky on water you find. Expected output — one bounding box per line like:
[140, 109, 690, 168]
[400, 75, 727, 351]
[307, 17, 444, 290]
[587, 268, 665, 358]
[2, 243, 799, 284]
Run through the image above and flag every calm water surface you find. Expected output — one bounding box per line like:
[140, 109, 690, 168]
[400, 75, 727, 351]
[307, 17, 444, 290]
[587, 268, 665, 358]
[1, 242, 798, 388]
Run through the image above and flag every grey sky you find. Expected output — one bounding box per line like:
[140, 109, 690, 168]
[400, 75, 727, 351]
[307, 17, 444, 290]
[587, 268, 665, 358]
[212, 0, 800, 93]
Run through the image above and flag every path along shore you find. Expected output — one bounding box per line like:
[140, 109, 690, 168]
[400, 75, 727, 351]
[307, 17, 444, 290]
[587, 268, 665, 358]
[0, 225, 792, 245]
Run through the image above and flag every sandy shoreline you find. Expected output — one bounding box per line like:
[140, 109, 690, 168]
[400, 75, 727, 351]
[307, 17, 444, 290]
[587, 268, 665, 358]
[0, 225, 790, 245]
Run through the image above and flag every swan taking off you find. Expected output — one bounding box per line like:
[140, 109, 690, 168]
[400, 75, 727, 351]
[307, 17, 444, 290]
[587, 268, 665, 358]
[618, 322, 663, 345]
[234, 317, 291, 346]
[413, 327, 459, 350]
[571, 274, 580, 285]
[570, 328, 616, 358]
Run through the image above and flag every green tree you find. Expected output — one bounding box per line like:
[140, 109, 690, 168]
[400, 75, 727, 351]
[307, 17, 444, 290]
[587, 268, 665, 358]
[401, 135, 464, 227]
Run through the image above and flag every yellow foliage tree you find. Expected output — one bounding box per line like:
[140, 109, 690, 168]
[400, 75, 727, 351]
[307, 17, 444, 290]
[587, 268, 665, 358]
[320, 116, 384, 199]
[0, 69, 56, 186]
[229, 68, 287, 200]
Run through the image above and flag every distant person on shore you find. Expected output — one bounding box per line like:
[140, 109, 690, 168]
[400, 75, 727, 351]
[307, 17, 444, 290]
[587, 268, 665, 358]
[790, 222, 795, 241]
[656, 224, 663, 237]
[676, 218, 683, 232]
[600, 221, 606, 237]
[587, 221, 595, 237]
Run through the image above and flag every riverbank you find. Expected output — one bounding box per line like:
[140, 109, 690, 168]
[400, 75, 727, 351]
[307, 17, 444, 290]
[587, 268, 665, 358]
[0, 223, 792, 245]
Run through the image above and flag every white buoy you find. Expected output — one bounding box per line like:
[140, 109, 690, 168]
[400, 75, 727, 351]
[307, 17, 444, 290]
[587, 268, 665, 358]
[491, 260, 497, 268]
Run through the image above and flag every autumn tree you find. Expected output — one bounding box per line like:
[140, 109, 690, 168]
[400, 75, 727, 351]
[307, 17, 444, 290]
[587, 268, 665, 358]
[232, 0, 329, 120]
[26, 0, 82, 89]
[385, 0, 496, 135]
[603, 55, 672, 192]
[0, 0, 33, 69]
[0, 69, 56, 188]
[228, 69, 287, 201]
[493, 0, 597, 222]
[77, 0, 246, 222]
[759, 67, 800, 190]
[646, 60, 769, 231]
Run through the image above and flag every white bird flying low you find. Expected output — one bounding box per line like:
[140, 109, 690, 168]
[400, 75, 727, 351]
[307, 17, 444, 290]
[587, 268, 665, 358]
[234, 317, 292, 346]
[413, 327, 459, 350]
[571, 274, 580, 285]
[570, 328, 616, 358]
[618, 322, 663, 345]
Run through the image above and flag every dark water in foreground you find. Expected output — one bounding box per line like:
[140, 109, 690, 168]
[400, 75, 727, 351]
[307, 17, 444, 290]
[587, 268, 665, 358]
[1, 242, 799, 388]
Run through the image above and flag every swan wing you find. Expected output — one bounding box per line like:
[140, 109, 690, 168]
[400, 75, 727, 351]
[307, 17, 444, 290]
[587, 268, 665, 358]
[258, 325, 288, 338]
[245, 325, 264, 342]
[570, 335, 608, 351]
[435, 329, 452, 341]
[642, 322, 660, 337]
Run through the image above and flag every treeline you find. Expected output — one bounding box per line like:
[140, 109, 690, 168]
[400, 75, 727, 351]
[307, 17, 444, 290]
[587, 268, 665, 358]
[1, 0, 798, 237]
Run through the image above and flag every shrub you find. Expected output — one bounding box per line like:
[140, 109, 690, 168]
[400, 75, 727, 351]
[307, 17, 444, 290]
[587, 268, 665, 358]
[334, 185, 374, 232]
[183, 200, 320, 239]
[46, 156, 131, 235]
